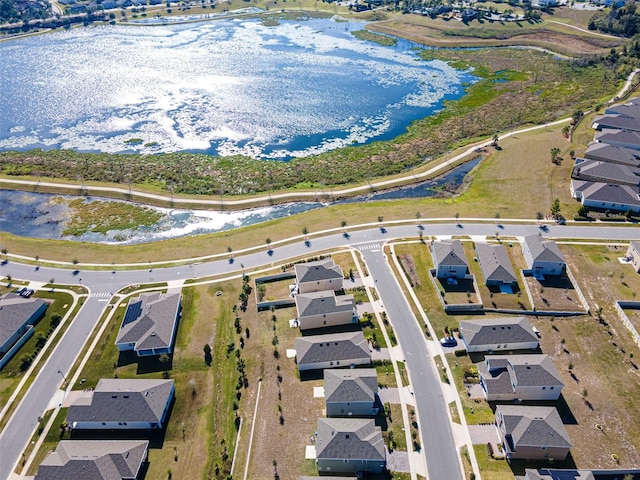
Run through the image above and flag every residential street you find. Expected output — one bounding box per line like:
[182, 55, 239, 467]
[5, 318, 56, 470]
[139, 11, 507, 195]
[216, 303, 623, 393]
[0, 222, 638, 480]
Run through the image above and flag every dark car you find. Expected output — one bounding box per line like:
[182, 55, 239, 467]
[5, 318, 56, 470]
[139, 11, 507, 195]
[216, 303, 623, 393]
[440, 337, 457, 347]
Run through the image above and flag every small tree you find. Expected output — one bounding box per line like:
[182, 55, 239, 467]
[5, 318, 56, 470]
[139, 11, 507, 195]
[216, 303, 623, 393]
[265, 238, 272, 250]
[341, 220, 347, 232]
[550, 198, 561, 217]
[302, 226, 308, 238]
[536, 211, 544, 221]
[159, 353, 170, 377]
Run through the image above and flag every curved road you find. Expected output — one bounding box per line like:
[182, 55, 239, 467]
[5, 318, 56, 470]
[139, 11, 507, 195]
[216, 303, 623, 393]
[1, 222, 639, 480]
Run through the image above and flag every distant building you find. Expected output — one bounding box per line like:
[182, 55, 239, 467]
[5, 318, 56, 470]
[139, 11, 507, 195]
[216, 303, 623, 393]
[584, 142, 640, 168]
[595, 129, 640, 151]
[34, 440, 149, 480]
[522, 235, 566, 277]
[431, 239, 469, 279]
[495, 405, 571, 461]
[592, 114, 640, 133]
[115, 292, 181, 357]
[478, 354, 564, 401]
[294, 331, 370, 371]
[324, 368, 379, 417]
[459, 317, 539, 353]
[295, 291, 357, 331]
[315, 418, 386, 474]
[572, 158, 640, 187]
[475, 242, 518, 288]
[295, 259, 344, 294]
[68, 379, 175, 430]
[0, 293, 47, 368]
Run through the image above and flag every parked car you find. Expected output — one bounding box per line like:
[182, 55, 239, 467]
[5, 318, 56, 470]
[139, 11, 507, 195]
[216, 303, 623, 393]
[21, 288, 34, 298]
[440, 337, 457, 347]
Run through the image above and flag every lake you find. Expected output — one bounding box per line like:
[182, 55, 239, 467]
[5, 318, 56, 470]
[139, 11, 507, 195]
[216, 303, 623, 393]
[0, 15, 475, 160]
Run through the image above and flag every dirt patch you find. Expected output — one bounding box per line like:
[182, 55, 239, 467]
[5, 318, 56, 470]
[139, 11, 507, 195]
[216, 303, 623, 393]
[399, 253, 420, 287]
[525, 273, 585, 312]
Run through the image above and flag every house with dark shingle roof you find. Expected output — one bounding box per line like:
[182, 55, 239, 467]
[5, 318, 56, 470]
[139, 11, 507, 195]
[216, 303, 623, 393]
[595, 129, 640, 151]
[0, 292, 47, 368]
[518, 468, 595, 480]
[604, 100, 640, 119]
[626, 241, 640, 273]
[431, 239, 469, 279]
[295, 291, 357, 331]
[68, 379, 175, 430]
[295, 331, 370, 371]
[115, 292, 181, 357]
[315, 417, 386, 474]
[572, 158, 640, 187]
[592, 114, 640, 133]
[295, 259, 344, 294]
[478, 354, 564, 401]
[571, 180, 640, 213]
[495, 405, 572, 461]
[34, 440, 148, 480]
[584, 142, 640, 168]
[324, 368, 379, 417]
[459, 317, 539, 353]
[522, 235, 566, 277]
[475, 242, 518, 288]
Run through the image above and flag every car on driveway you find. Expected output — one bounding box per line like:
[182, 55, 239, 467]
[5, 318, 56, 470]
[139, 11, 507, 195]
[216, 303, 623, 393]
[440, 337, 457, 348]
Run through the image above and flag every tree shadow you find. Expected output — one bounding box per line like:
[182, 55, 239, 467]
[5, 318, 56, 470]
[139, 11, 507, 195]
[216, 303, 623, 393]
[305, 240, 311, 248]
[343, 232, 350, 239]
[267, 249, 274, 257]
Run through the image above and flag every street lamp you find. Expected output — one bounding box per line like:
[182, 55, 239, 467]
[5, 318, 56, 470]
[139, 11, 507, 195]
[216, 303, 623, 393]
[57, 369, 67, 385]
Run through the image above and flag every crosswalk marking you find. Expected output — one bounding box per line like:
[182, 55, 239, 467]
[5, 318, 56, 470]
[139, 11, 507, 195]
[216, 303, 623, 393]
[356, 243, 381, 251]
[89, 292, 112, 299]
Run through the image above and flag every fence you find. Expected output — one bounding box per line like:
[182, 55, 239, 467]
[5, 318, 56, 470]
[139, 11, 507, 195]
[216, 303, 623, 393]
[614, 301, 640, 349]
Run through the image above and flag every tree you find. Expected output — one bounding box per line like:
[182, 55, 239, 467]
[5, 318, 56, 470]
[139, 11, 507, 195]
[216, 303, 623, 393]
[550, 198, 561, 217]
[415, 211, 422, 225]
[492, 133, 499, 147]
[550, 147, 561, 164]
[536, 211, 544, 221]
[577, 205, 590, 218]
[265, 238, 272, 251]
[302, 226, 308, 238]
[1, 248, 7, 259]
[341, 220, 347, 232]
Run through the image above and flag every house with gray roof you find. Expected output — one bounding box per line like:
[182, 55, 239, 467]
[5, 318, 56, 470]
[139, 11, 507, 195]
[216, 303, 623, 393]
[115, 292, 181, 357]
[475, 242, 518, 289]
[431, 239, 469, 279]
[0, 293, 47, 369]
[584, 142, 640, 167]
[295, 259, 344, 294]
[67, 378, 175, 430]
[518, 468, 595, 480]
[595, 129, 640, 151]
[495, 405, 572, 461]
[295, 291, 357, 331]
[295, 331, 370, 371]
[478, 354, 564, 401]
[315, 417, 386, 474]
[34, 440, 148, 480]
[605, 100, 640, 119]
[522, 235, 566, 277]
[459, 317, 539, 353]
[571, 180, 640, 213]
[626, 241, 640, 273]
[324, 368, 379, 417]
[592, 114, 640, 133]
[572, 158, 640, 187]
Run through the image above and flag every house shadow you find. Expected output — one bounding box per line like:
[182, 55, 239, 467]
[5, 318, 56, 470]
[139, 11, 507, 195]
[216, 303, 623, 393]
[116, 351, 174, 375]
[507, 452, 577, 477]
[300, 323, 363, 337]
[298, 369, 324, 382]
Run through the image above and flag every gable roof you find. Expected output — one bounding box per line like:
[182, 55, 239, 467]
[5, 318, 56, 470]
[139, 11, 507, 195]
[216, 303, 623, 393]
[592, 114, 640, 132]
[35, 440, 148, 480]
[68, 379, 174, 425]
[316, 417, 385, 461]
[497, 405, 571, 449]
[324, 368, 378, 403]
[459, 317, 538, 348]
[481, 354, 564, 392]
[523, 235, 565, 265]
[432, 239, 468, 267]
[629, 241, 640, 255]
[475, 242, 517, 284]
[584, 142, 640, 167]
[295, 331, 370, 366]
[295, 259, 343, 284]
[115, 292, 181, 352]
[595, 129, 640, 150]
[578, 182, 640, 207]
[573, 158, 640, 186]
[605, 101, 640, 119]
[296, 291, 355, 318]
[0, 293, 47, 349]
